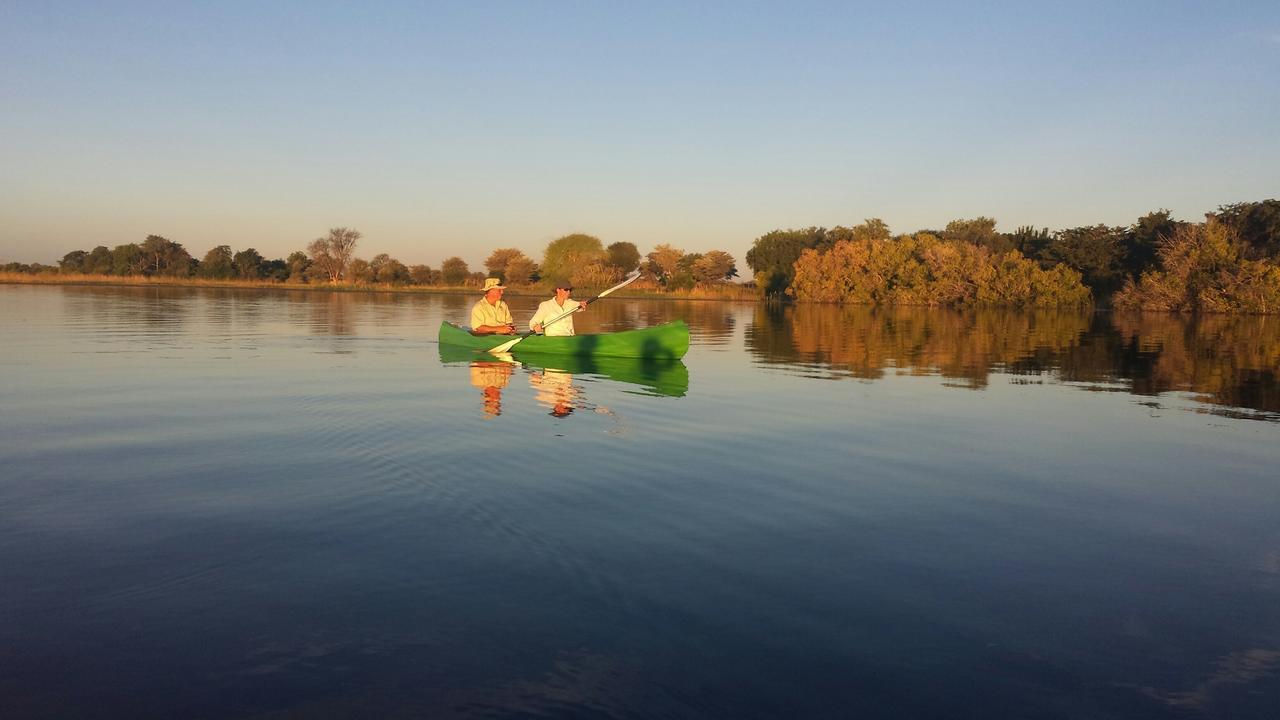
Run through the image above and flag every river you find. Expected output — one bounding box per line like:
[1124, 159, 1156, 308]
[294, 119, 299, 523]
[2, 284, 1278, 719]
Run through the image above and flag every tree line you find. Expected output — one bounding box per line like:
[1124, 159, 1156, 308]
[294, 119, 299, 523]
[7, 199, 1278, 310]
[746, 200, 1280, 311]
[2, 229, 740, 291]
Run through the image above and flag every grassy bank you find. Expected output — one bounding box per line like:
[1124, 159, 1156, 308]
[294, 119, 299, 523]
[0, 272, 759, 301]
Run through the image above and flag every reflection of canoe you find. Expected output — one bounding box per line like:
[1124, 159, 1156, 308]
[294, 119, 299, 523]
[438, 320, 689, 359]
[438, 344, 689, 398]
[521, 353, 689, 398]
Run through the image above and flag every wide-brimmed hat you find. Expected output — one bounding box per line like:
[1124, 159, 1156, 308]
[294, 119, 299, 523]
[481, 278, 506, 292]
[549, 277, 573, 290]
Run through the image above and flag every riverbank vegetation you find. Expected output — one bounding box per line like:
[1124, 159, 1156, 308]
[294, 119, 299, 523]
[746, 199, 1280, 312]
[788, 231, 1090, 307]
[5, 199, 1278, 311]
[1, 229, 742, 297]
[1112, 220, 1280, 313]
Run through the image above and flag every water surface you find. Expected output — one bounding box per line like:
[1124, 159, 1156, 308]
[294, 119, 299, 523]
[2, 284, 1278, 719]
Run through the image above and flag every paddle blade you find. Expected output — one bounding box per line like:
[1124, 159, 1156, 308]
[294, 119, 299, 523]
[489, 336, 524, 353]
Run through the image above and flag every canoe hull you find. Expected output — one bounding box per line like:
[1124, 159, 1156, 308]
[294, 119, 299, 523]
[438, 321, 689, 359]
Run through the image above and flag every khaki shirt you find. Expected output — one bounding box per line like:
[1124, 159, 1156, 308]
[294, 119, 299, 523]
[470, 297, 513, 330]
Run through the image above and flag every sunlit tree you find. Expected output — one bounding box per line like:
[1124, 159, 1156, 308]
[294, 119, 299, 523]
[746, 228, 824, 297]
[606, 241, 641, 274]
[59, 250, 87, 273]
[307, 227, 361, 282]
[1114, 220, 1280, 313]
[441, 256, 469, 286]
[484, 248, 534, 283]
[1126, 210, 1182, 280]
[84, 246, 113, 275]
[233, 248, 265, 279]
[645, 243, 684, 285]
[372, 254, 411, 284]
[1040, 225, 1127, 294]
[693, 250, 738, 283]
[1210, 200, 1280, 259]
[541, 234, 606, 285]
[109, 243, 145, 275]
[942, 217, 1012, 254]
[199, 245, 235, 279]
[347, 258, 374, 283]
[409, 264, 436, 285]
[286, 251, 311, 282]
[261, 258, 289, 281]
[141, 235, 193, 277]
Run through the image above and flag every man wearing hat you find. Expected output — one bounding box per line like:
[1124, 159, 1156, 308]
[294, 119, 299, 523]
[470, 278, 515, 334]
[528, 279, 589, 337]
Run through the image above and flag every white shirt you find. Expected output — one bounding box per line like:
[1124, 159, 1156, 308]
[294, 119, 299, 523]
[528, 297, 582, 336]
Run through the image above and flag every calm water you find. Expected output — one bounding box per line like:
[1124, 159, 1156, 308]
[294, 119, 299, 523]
[2, 284, 1278, 719]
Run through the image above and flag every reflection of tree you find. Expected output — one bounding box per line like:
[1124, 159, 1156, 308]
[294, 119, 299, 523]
[748, 305, 1092, 388]
[470, 361, 513, 418]
[1110, 313, 1280, 416]
[68, 286, 192, 337]
[310, 293, 355, 336]
[202, 287, 266, 331]
[669, 301, 735, 345]
[745, 303, 1280, 419]
[134, 287, 192, 332]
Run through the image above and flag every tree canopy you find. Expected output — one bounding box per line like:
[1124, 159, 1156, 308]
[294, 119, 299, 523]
[541, 234, 606, 285]
[485, 248, 537, 284]
[307, 227, 361, 282]
[141, 235, 193, 277]
[1115, 220, 1280, 313]
[441, 256, 469, 286]
[693, 250, 737, 283]
[15, 197, 1279, 313]
[942, 217, 1012, 254]
[645, 243, 685, 285]
[745, 228, 825, 297]
[1211, 200, 1280, 259]
[233, 248, 264, 279]
[1126, 210, 1182, 280]
[1039, 225, 1127, 294]
[199, 245, 235, 279]
[606, 242, 641, 273]
[790, 233, 1089, 307]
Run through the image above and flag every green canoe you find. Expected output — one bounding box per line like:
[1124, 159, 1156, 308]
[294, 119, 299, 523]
[437, 320, 689, 360]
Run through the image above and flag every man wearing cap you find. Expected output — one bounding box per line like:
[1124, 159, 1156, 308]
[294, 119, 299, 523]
[529, 280, 589, 336]
[470, 278, 515, 334]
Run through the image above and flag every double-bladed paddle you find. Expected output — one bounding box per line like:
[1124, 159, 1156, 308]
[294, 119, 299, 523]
[488, 269, 641, 353]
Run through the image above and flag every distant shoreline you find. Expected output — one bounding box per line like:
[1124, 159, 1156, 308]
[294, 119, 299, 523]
[7, 272, 1277, 314]
[0, 272, 758, 302]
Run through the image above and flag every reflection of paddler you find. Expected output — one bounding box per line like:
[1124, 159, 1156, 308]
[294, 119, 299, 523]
[470, 361, 513, 417]
[529, 368, 578, 417]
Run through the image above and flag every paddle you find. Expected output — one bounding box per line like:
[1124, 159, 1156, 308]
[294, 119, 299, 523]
[488, 269, 641, 353]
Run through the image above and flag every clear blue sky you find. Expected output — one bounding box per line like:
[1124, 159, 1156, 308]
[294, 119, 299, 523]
[2, 1, 1277, 269]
